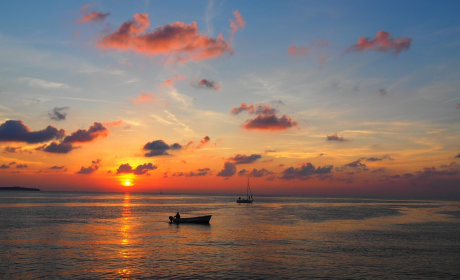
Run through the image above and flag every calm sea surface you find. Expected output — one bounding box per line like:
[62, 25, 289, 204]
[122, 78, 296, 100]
[0, 192, 459, 279]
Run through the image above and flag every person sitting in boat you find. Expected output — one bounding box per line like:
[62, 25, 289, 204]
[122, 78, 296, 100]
[174, 212, 181, 219]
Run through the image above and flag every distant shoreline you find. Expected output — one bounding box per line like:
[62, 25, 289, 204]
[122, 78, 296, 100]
[0, 186, 40, 191]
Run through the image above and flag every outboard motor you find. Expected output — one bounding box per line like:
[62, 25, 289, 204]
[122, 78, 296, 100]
[169, 216, 173, 223]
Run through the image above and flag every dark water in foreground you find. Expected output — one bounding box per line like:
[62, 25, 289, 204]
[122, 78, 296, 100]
[0, 192, 459, 279]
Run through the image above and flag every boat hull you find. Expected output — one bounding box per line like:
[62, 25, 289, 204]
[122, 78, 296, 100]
[169, 215, 212, 224]
[237, 199, 253, 203]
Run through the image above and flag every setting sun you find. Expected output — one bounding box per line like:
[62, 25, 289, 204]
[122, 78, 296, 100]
[123, 180, 132, 187]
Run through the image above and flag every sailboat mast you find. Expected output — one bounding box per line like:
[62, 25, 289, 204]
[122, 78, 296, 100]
[247, 177, 252, 200]
[247, 177, 249, 199]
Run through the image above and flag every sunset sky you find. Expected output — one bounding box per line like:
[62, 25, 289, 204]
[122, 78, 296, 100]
[1, 1, 460, 198]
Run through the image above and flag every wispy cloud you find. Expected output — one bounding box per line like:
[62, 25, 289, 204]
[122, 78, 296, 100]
[230, 10, 246, 37]
[40, 95, 124, 104]
[132, 92, 158, 103]
[287, 45, 307, 56]
[164, 110, 194, 134]
[77, 11, 110, 23]
[80, 3, 95, 11]
[17, 77, 71, 90]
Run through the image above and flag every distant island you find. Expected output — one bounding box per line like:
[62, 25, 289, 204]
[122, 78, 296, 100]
[0, 186, 40, 191]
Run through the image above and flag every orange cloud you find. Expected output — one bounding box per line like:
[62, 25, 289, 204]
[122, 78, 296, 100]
[133, 92, 158, 103]
[98, 14, 234, 63]
[230, 10, 246, 36]
[103, 120, 123, 127]
[77, 11, 110, 23]
[348, 30, 412, 54]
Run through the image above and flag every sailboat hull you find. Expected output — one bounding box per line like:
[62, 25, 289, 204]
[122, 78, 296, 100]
[237, 199, 253, 203]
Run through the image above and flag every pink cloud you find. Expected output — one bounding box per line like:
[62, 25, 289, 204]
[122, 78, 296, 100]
[98, 14, 234, 63]
[230, 103, 277, 115]
[77, 11, 110, 23]
[243, 114, 298, 131]
[132, 92, 158, 103]
[348, 30, 412, 54]
[230, 10, 246, 36]
[80, 3, 95, 11]
[184, 136, 211, 151]
[231, 102, 253, 115]
[161, 75, 186, 87]
[288, 45, 307, 56]
[161, 79, 174, 87]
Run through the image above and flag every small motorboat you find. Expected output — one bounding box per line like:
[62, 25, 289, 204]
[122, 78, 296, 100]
[169, 215, 212, 224]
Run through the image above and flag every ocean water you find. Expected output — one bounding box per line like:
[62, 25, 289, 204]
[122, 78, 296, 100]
[0, 192, 459, 279]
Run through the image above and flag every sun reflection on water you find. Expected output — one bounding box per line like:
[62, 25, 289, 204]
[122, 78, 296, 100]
[118, 193, 132, 277]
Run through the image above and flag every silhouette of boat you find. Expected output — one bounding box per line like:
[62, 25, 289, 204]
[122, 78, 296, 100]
[0, 186, 40, 191]
[237, 178, 253, 203]
[169, 215, 212, 224]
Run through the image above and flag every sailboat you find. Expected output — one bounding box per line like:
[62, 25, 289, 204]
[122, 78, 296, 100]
[237, 178, 253, 203]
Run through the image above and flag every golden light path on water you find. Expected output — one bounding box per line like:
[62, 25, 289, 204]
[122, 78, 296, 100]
[118, 193, 131, 277]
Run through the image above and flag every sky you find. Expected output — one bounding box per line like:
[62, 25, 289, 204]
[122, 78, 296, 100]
[1, 0, 460, 198]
